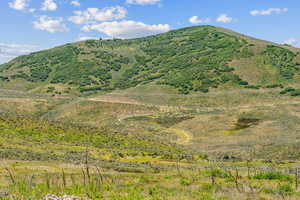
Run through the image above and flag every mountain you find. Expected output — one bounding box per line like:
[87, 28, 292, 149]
[1, 25, 300, 95]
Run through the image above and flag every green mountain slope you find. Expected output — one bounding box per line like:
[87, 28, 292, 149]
[1, 25, 300, 95]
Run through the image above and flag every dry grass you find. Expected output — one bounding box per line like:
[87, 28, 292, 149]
[1, 160, 300, 200]
[1, 86, 300, 161]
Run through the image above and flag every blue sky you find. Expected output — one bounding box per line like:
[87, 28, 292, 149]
[1, 0, 299, 63]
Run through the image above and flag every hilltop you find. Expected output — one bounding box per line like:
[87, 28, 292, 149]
[1, 25, 300, 95]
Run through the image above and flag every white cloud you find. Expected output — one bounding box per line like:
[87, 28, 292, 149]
[250, 8, 288, 16]
[0, 43, 39, 64]
[71, 0, 80, 7]
[283, 38, 298, 46]
[216, 14, 232, 23]
[69, 6, 127, 24]
[0, 48, 33, 55]
[33, 16, 69, 33]
[82, 20, 170, 39]
[77, 36, 99, 41]
[126, 0, 160, 5]
[8, 0, 28, 11]
[41, 0, 58, 11]
[0, 43, 38, 49]
[189, 16, 210, 24]
[0, 55, 15, 64]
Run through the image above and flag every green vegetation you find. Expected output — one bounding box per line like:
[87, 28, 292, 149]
[262, 45, 298, 79]
[254, 172, 293, 182]
[0, 76, 9, 82]
[0, 114, 187, 162]
[234, 117, 260, 130]
[1, 26, 300, 199]
[125, 113, 194, 128]
[1, 160, 300, 200]
[1, 26, 299, 95]
[280, 87, 300, 96]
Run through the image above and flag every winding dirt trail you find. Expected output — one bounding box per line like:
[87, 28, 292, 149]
[88, 95, 300, 114]
[87, 94, 300, 146]
[88, 96, 187, 112]
[167, 128, 192, 145]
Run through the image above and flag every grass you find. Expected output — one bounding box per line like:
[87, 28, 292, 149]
[0, 113, 189, 164]
[253, 172, 293, 182]
[2, 85, 300, 161]
[0, 108, 300, 199]
[0, 105, 300, 199]
[1, 160, 300, 200]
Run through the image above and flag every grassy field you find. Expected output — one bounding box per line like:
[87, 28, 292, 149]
[1, 159, 300, 199]
[1, 85, 300, 160]
[0, 87, 300, 199]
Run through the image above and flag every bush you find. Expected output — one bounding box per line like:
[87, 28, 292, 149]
[245, 85, 260, 89]
[180, 178, 192, 186]
[290, 89, 300, 96]
[46, 87, 55, 93]
[263, 45, 297, 79]
[266, 84, 283, 88]
[280, 87, 295, 94]
[253, 172, 293, 182]
[0, 76, 9, 82]
[277, 184, 294, 196]
[204, 169, 230, 178]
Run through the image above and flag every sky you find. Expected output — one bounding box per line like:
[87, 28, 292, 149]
[0, 0, 300, 64]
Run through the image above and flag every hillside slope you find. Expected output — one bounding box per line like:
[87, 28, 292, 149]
[1, 25, 300, 95]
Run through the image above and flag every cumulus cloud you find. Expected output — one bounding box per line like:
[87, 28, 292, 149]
[77, 36, 99, 41]
[71, 0, 80, 7]
[41, 0, 58, 11]
[0, 43, 39, 63]
[33, 16, 69, 33]
[189, 16, 210, 24]
[126, 0, 161, 5]
[69, 6, 127, 24]
[0, 43, 38, 49]
[8, 0, 28, 11]
[250, 8, 288, 16]
[82, 20, 170, 39]
[29, 8, 36, 13]
[283, 38, 298, 46]
[216, 14, 232, 23]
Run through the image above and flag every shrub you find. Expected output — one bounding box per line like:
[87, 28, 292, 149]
[277, 184, 294, 196]
[263, 45, 297, 79]
[290, 89, 300, 96]
[204, 169, 230, 178]
[245, 85, 260, 89]
[234, 117, 260, 130]
[253, 172, 293, 182]
[180, 178, 192, 186]
[266, 84, 283, 88]
[0, 76, 9, 82]
[280, 87, 295, 94]
[46, 87, 55, 93]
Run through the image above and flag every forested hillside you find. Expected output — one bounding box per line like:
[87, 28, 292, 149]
[1, 25, 300, 95]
